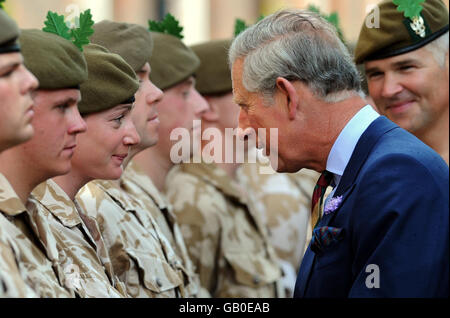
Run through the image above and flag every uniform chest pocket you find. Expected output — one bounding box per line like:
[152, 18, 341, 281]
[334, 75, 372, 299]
[125, 248, 183, 293]
[223, 251, 282, 288]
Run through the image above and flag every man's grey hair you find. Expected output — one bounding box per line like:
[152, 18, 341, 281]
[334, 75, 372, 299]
[424, 31, 449, 68]
[229, 9, 363, 104]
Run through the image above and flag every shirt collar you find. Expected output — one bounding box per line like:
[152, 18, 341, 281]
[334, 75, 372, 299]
[326, 105, 380, 184]
[29, 179, 82, 228]
[0, 173, 27, 217]
[122, 161, 169, 210]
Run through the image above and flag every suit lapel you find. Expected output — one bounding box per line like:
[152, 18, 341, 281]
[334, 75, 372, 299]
[297, 116, 398, 297]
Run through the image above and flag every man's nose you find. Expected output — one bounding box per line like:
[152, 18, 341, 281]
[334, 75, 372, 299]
[237, 110, 254, 140]
[147, 82, 163, 105]
[381, 73, 403, 99]
[123, 118, 141, 146]
[194, 90, 210, 118]
[68, 108, 87, 135]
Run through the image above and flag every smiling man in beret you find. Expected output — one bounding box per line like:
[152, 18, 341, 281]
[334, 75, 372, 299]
[355, 0, 449, 164]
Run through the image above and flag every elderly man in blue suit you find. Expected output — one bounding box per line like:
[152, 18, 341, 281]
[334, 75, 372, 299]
[229, 8, 449, 298]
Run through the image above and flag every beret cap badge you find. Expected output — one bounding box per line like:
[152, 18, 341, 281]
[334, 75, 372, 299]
[411, 16, 426, 38]
[393, 0, 427, 38]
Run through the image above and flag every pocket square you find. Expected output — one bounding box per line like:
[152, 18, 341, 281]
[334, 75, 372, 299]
[310, 226, 345, 255]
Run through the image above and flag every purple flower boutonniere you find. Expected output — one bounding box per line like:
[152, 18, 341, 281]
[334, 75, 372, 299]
[324, 196, 343, 215]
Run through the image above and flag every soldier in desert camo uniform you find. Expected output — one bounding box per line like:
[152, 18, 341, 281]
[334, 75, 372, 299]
[165, 39, 285, 298]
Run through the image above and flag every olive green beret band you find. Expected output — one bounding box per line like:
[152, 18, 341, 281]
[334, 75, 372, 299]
[90, 20, 153, 72]
[19, 29, 87, 89]
[355, 0, 449, 64]
[78, 44, 139, 115]
[0, 10, 20, 53]
[191, 39, 233, 95]
[149, 32, 200, 90]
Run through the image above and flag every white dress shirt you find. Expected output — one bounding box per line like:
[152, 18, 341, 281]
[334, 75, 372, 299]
[324, 105, 380, 203]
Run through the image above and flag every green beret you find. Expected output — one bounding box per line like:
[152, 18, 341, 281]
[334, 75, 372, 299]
[90, 20, 153, 72]
[191, 39, 233, 95]
[149, 32, 200, 90]
[78, 44, 139, 115]
[355, 0, 449, 64]
[0, 10, 20, 53]
[19, 29, 87, 89]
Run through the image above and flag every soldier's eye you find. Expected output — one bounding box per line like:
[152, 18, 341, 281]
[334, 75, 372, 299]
[56, 103, 70, 111]
[113, 115, 125, 125]
[0, 68, 14, 78]
[182, 90, 190, 98]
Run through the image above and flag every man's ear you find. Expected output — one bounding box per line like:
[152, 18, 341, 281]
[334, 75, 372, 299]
[202, 96, 220, 122]
[276, 77, 299, 120]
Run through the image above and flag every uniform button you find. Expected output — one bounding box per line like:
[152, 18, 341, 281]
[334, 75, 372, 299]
[156, 278, 163, 288]
[253, 276, 260, 285]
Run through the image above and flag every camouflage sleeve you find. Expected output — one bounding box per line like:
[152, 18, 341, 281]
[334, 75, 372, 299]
[166, 171, 222, 294]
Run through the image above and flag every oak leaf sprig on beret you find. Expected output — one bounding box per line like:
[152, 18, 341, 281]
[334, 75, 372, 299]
[70, 9, 94, 51]
[43, 11, 72, 41]
[148, 13, 184, 39]
[43, 9, 94, 51]
[393, 0, 425, 19]
[308, 4, 345, 43]
[234, 15, 265, 37]
[0, 0, 5, 10]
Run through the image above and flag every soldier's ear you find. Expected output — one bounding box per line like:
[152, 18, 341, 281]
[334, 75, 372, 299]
[275, 77, 299, 121]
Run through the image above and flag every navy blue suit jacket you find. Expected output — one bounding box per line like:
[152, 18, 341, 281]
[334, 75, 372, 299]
[294, 116, 449, 298]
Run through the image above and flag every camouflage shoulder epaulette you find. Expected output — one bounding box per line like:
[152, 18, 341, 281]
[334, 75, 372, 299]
[148, 13, 184, 39]
[42, 9, 94, 51]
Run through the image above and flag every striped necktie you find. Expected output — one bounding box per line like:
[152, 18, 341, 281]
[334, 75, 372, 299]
[310, 170, 334, 230]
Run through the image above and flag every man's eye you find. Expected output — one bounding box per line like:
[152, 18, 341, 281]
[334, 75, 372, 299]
[0, 69, 14, 78]
[114, 115, 125, 124]
[399, 65, 414, 71]
[56, 103, 70, 111]
[367, 72, 383, 80]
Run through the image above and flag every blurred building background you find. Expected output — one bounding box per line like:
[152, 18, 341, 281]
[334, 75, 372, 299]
[3, 0, 450, 46]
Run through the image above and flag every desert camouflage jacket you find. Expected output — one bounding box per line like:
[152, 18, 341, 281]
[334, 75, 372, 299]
[238, 162, 319, 296]
[76, 180, 194, 298]
[0, 173, 72, 298]
[121, 161, 209, 298]
[27, 180, 127, 298]
[166, 163, 285, 298]
[0, 216, 38, 298]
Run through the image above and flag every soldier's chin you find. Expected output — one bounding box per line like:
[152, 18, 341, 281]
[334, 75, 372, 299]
[103, 164, 124, 181]
[52, 161, 73, 179]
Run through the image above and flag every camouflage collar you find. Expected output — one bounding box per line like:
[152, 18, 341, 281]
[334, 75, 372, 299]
[30, 180, 82, 228]
[122, 161, 169, 210]
[93, 179, 144, 213]
[178, 163, 248, 205]
[0, 173, 27, 217]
